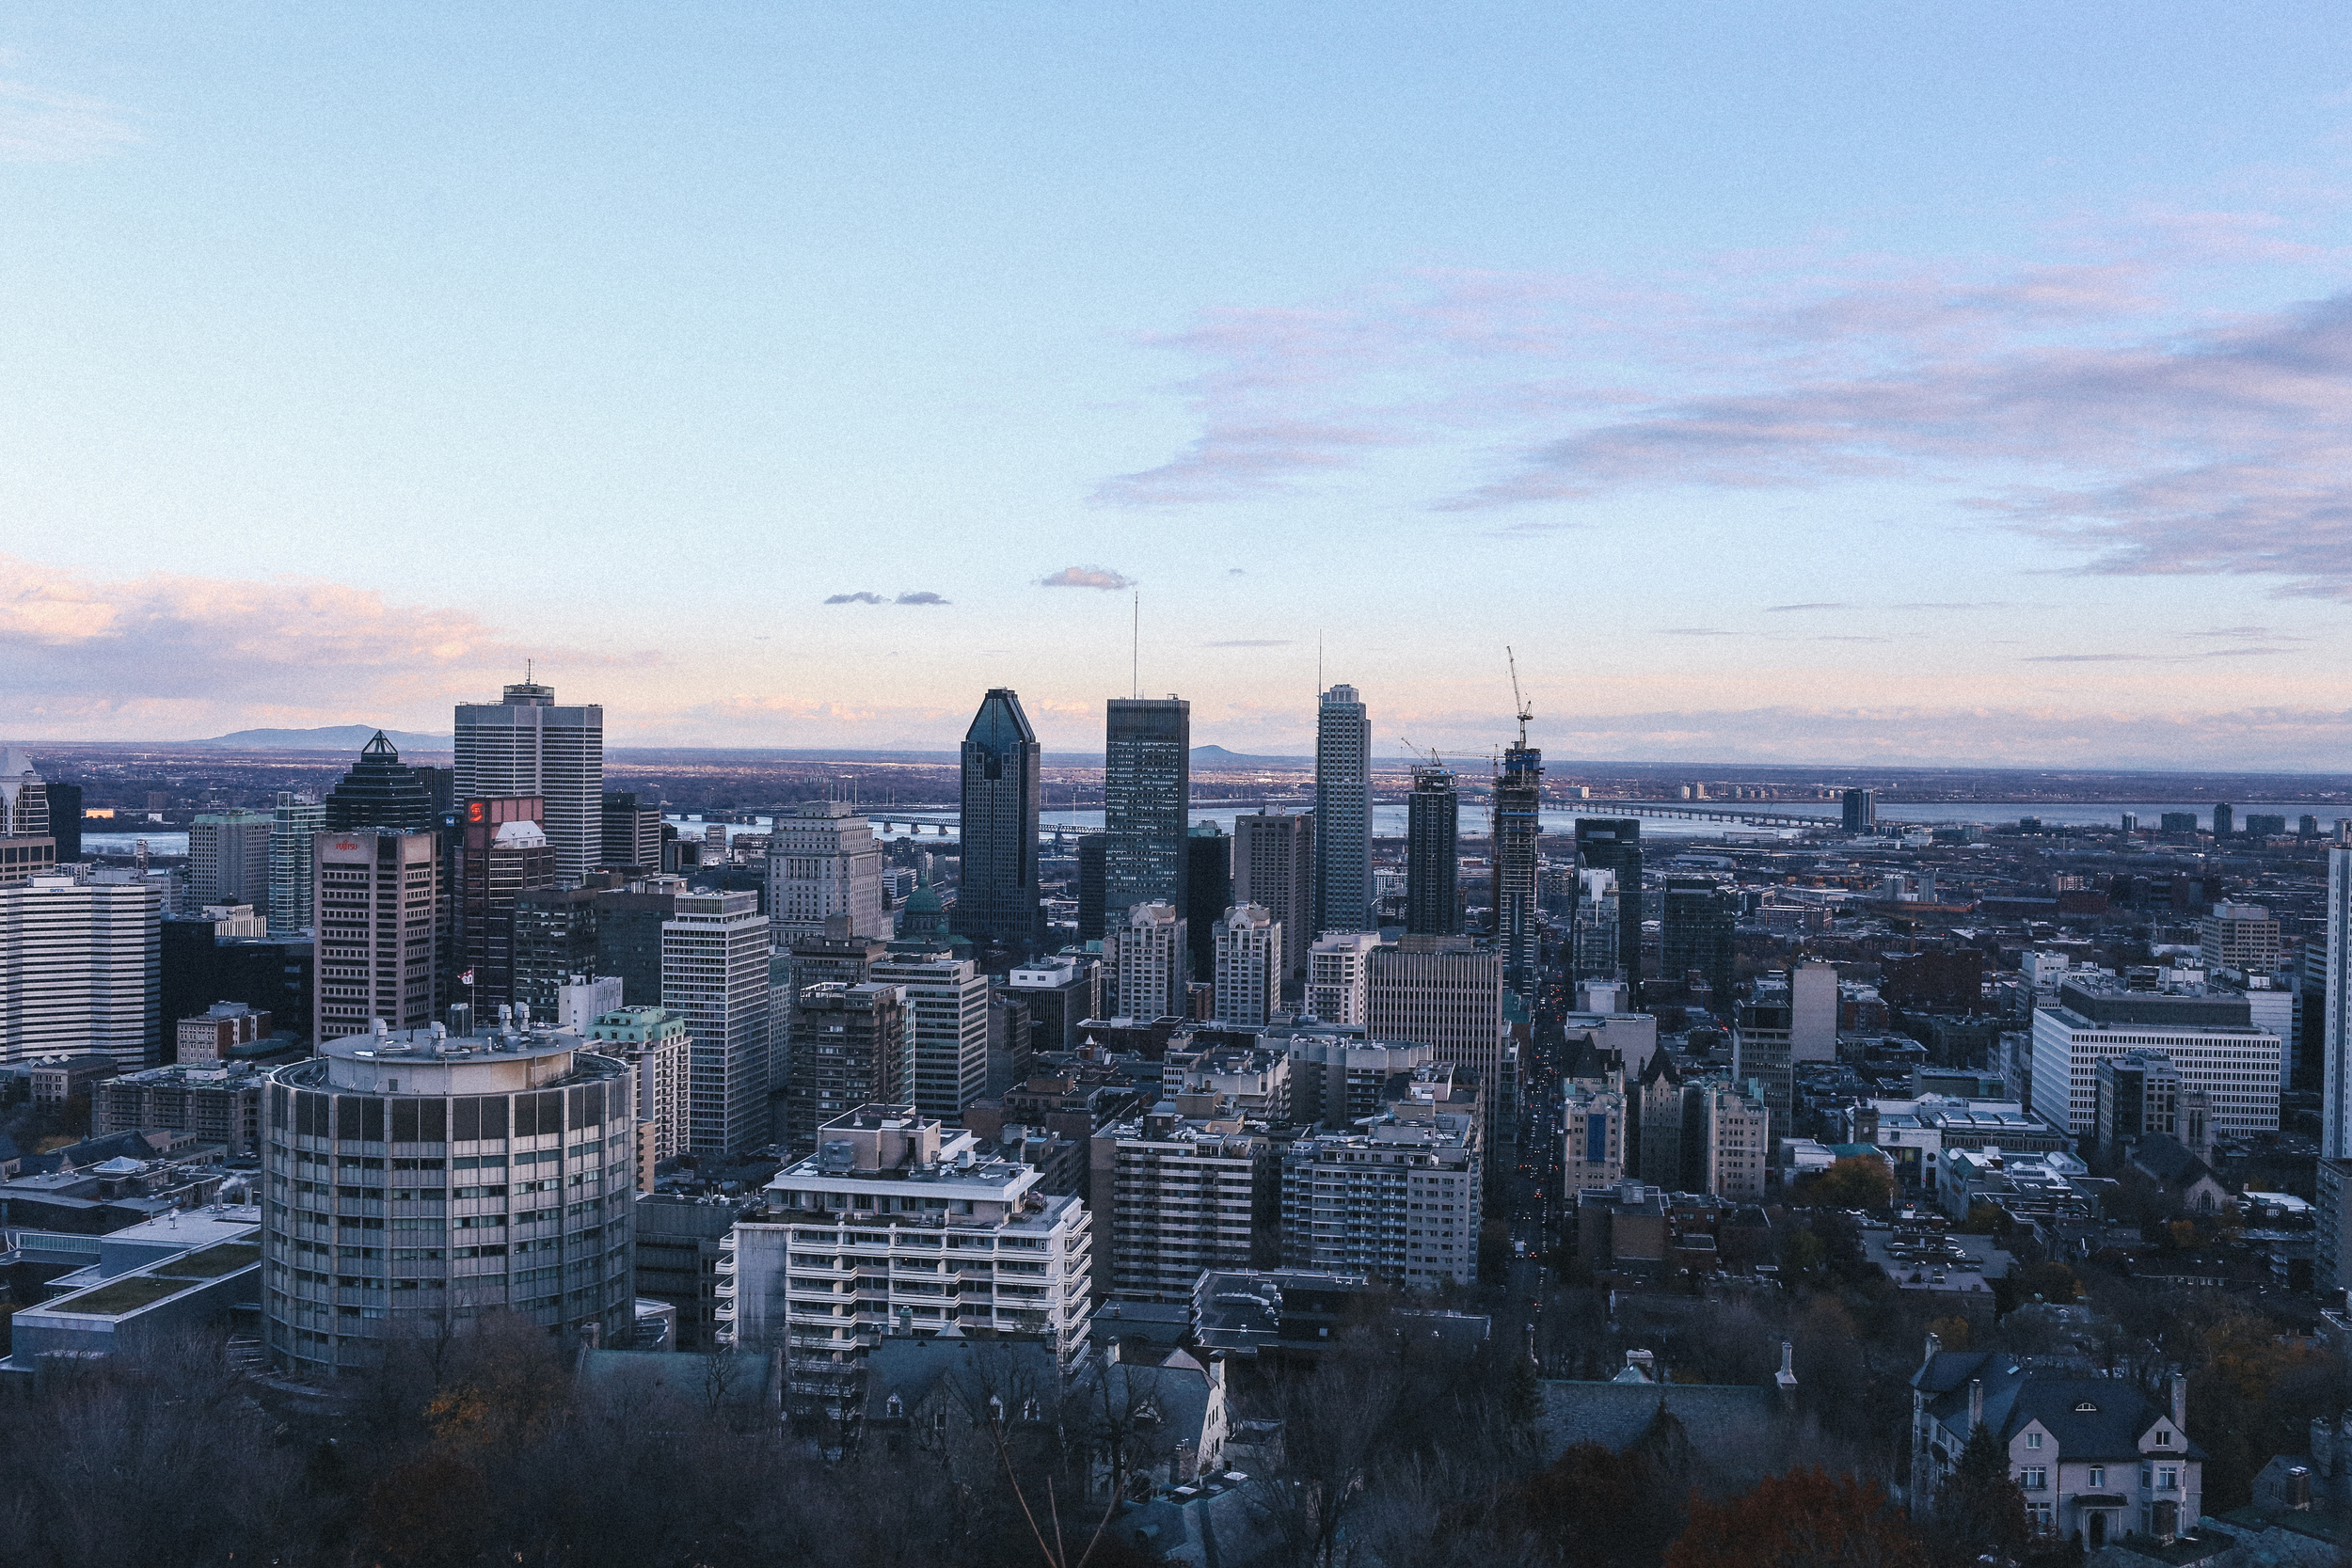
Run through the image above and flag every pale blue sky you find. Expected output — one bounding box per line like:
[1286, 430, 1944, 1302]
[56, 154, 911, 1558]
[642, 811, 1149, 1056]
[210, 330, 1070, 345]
[6, 5, 2352, 766]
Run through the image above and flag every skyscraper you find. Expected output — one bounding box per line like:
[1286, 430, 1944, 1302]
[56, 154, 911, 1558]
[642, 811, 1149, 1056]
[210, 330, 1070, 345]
[1314, 684, 1372, 934]
[766, 801, 887, 942]
[868, 949, 991, 1122]
[322, 733, 437, 832]
[189, 809, 274, 907]
[312, 827, 439, 1042]
[1491, 743, 1543, 997]
[1661, 877, 1737, 1005]
[1233, 809, 1314, 980]
[662, 888, 772, 1155]
[2214, 802, 2237, 839]
[1365, 937, 1508, 1146]
[954, 689, 1042, 957]
[1186, 823, 1232, 983]
[1213, 904, 1281, 1027]
[44, 781, 81, 861]
[455, 797, 557, 1010]
[1405, 761, 1459, 937]
[1840, 788, 1877, 834]
[600, 791, 663, 872]
[1076, 834, 1107, 942]
[267, 792, 326, 936]
[1109, 901, 1187, 1020]
[0, 875, 159, 1069]
[1575, 818, 1644, 986]
[454, 680, 605, 883]
[0, 747, 50, 841]
[1104, 698, 1190, 933]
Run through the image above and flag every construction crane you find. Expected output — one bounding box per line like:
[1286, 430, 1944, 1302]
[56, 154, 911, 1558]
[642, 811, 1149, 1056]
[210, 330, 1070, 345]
[1506, 645, 1533, 749]
[1399, 736, 1446, 770]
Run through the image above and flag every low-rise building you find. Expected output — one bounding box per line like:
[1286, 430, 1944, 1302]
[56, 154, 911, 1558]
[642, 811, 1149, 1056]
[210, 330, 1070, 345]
[632, 1191, 756, 1351]
[94, 1062, 265, 1155]
[176, 1001, 271, 1065]
[1562, 1084, 1628, 1195]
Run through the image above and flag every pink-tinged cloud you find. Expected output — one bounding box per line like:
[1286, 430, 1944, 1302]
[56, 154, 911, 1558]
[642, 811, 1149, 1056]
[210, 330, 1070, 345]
[0, 555, 633, 736]
[1039, 565, 1135, 591]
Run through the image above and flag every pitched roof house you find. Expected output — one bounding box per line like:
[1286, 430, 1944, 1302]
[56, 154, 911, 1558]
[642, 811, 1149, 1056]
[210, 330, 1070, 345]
[1911, 1335, 2203, 1550]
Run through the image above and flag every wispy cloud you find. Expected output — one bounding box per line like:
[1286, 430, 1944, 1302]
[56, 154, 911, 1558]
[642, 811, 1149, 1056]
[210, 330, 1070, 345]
[895, 591, 950, 606]
[1661, 627, 1739, 637]
[824, 591, 886, 605]
[1102, 228, 2352, 598]
[2021, 653, 2157, 662]
[1204, 639, 1292, 647]
[1039, 565, 1134, 591]
[0, 76, 138, 164]
[1766, 602, 1847, 613]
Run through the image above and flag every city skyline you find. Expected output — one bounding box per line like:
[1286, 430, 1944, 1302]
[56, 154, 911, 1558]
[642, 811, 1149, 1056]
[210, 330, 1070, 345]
[8, 8, 2352, 768]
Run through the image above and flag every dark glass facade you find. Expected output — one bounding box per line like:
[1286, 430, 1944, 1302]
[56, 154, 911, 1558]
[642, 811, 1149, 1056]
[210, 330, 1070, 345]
[322, 733, 438, 832]
[1186, 825, 1232, 982]
[1491, 745, 1543, 995]
[1076, 835, 1107, 942]
[1104, 698, 1189, 932]
[1575, 818, 1645, 986]
[952, 689, 1042, 957]
[1405, 765, 1459, 936]
[1661, 876, 1737, 1006]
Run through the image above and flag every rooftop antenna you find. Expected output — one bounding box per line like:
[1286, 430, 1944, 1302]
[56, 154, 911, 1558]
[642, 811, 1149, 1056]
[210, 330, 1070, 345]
[1506, 645, 1532, 750]
[1132, 589, 1139, 701]
[1317, 632, 1325, 696]
[526, 657, 533, 684]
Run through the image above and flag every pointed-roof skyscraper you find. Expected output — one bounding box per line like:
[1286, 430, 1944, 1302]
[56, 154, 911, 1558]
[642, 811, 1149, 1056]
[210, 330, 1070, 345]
[954, 688, 1042, 957]
[323, 732, 437, 832]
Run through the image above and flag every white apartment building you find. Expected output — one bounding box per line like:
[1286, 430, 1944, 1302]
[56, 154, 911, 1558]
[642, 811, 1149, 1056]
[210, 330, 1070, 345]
[1109, 901, 1187, 1021]
[1305, 930, 1379, 1024]
[723, 1104, 1093, 1409]
[454, 681, 604, 883]
[1563, 1084, 1628, 1195]
[1703, 1082, 1770, 1202]
[1089, 1107, 1276, 1302]
[661, 890, 772, 1156]
[2031, 979, 2281, 1139]
[1212, 904, 1281, 1027]
[1280, 1105, 1480, 1287]
[0, 875, 159, 1069]
[765, 801, 886, 941]
[867, 950, 990, 1122]
[313, 829, 439, 1043]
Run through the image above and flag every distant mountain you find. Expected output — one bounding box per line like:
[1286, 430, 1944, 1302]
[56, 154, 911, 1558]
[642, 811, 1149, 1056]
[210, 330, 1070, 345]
[189, 725, 453, 753]
[1191, 744, 1311, 768]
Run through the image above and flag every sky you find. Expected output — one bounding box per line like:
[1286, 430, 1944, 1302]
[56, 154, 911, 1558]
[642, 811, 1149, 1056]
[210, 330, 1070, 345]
[7, 4, 2352, 768]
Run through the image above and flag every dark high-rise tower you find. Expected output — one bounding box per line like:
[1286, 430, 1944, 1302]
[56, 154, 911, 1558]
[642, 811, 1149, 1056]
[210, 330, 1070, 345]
[1313, 685, 1372, 934]
[322, 733, 438, 832]
[1104, 698, 1189, 933]
[1076, 834, 1107, 943]
[1492, 744, 1543, 996]
[1839, 788, 1876, 834]
[1575, 818, 1644, 986]
[1661, 876, 1737, 1006]
[455, 796, 555, 1008]
[954, 688, 1043, 957]
[1186, 822, 1232, 983]
[1405, 762, 1459, 936]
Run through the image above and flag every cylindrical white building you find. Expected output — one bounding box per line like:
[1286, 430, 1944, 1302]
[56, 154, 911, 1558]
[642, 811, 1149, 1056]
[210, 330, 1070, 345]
[261, 1021, 636, 1377]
